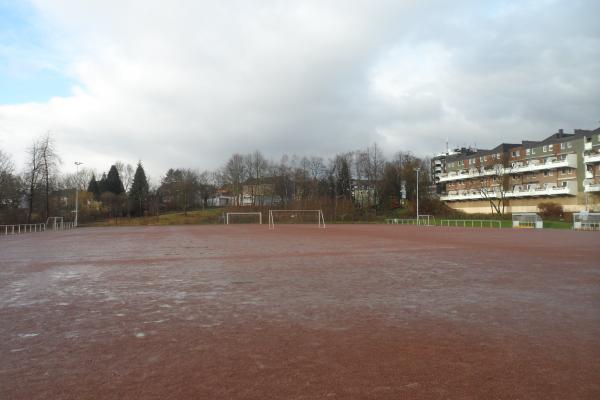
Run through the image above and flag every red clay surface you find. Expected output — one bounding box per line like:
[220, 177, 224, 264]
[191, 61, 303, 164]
[1, 224, 599, 399]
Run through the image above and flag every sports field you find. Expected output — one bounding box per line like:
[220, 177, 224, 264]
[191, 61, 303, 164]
[1, 225, 599, 399]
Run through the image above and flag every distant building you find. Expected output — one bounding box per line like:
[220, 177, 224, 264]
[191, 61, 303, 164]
[351, 179, 378, 208]
[207, 189, 235, 207]
[430, 146, 477, 195]
[242, 177, 282, 206]
[435, 127, 600, 213]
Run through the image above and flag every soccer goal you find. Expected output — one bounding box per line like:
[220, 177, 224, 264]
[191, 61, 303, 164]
[46, 217, 64, 230]
[268, 209, 326, 229]
[225, 212, 262, 224]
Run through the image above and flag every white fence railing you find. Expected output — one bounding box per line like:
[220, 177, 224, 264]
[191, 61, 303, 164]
[1, 223, 47, 235]
[439, 219, 502, 229]
[385, 217, 435, 226]
[1, 221, 75, 236]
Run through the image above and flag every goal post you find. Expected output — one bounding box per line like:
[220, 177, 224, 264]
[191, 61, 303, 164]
[46, 217, 64, 230]
[268, 209, 326, 229]
[225, 212, 263, 224]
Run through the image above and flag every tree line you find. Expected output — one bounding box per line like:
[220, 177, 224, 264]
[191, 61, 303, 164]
[0, 134, 441, 224]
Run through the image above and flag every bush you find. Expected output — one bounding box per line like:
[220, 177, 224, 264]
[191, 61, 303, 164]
[537, 202, 563, 219]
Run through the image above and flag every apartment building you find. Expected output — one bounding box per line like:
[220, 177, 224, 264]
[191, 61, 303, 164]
[430, 147, 477, 195]
[436, 127, 600, 213]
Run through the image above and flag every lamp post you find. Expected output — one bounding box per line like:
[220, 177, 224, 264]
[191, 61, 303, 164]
[414, 167, 420, 225]
[74, 161, 83, 227]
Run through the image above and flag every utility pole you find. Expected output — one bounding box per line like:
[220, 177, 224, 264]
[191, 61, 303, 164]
[74, 161, 83, 227]
[414, 167, 420, 225]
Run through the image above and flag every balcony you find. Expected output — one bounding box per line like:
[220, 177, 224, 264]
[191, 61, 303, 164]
[505, 180, 578, 198]
[584, 183, 600, 192]
[438, 167, 499, 183]
[510, 153, 577, 173]
[440, 190, 498, 201]
[584, 152, 600, 164]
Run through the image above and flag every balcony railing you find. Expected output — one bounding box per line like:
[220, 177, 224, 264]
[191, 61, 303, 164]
[505, 180, 577, 198]
[438, 154, 578, 182]
[584, 183, 600, 192]
[584, 153, 600, 164]
[440, 190, 499, 201]
[438, 167, 500, 183]
[441, 181, 578, 201]
[510, 153, 577, 173]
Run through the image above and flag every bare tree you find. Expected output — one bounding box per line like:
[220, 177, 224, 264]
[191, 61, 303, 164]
[356, 143, 385, 207]
[0, 150, 22, 216]
[57, 167, 96, 192]
[244, 151, 269, 205]
[38, 133, 61, 219]
[478, 163, 511, 217]
[24, 139, 44, 223]
[115, 161, 135, 192]
[223, 153, 248, 205]
[0, 149, 15, 197]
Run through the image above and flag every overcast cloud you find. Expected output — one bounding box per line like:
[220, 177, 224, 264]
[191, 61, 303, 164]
[1, 0, 599, 179]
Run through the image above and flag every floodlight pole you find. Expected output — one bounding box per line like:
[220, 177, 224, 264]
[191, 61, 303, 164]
[74, 161, 83, 227]
[414, 167, 420, 225]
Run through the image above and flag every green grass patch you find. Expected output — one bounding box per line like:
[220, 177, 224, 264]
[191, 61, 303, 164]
[541, 220, 572, 229]
[87, 208, 225, 227]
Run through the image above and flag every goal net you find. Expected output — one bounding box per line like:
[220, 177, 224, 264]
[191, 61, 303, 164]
[225, 212, 263, 224]
[268, 210, 326, 229]
[46, 217, 64, 230]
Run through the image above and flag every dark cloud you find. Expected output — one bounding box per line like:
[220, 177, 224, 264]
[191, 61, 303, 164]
[1, 0, 598, 180]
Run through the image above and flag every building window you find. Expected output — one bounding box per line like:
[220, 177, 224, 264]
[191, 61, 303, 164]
[532, 148, 536, 154]
[543, 145, 548, 152]
[567, 142, 572, 148]
[526, 149, 531, 156]
[560, 142, 566, 150]
[549, 144, 554, 151]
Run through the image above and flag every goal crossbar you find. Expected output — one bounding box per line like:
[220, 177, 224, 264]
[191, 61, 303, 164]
[226, 212, 262, 224]
[268, 209, 326, 229]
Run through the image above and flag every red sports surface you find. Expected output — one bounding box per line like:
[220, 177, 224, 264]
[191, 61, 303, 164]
[1, 225, 599, 399]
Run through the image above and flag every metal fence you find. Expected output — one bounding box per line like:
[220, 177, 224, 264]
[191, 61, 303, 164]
[1, 223, 47, 236]
[439, 219, 502, 229]
[385, 215, 435, 226]
[1, 221, 75, 236]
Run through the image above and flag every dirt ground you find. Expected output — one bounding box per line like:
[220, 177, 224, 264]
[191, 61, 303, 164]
[1, 224, 599, 399]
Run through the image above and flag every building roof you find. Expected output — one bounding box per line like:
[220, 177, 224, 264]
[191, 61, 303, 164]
[444, 127, 599, 162]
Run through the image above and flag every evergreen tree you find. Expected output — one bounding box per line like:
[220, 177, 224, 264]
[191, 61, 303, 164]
[336, 158, 352, 199]
[129, 161, 149, 216]
[87, 174, 101, 199]
[105, 165, 125, 195]
[98, 172, 108, 194]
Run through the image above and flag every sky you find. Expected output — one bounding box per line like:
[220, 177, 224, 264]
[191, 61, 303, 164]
[1, 0, 599, 180]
